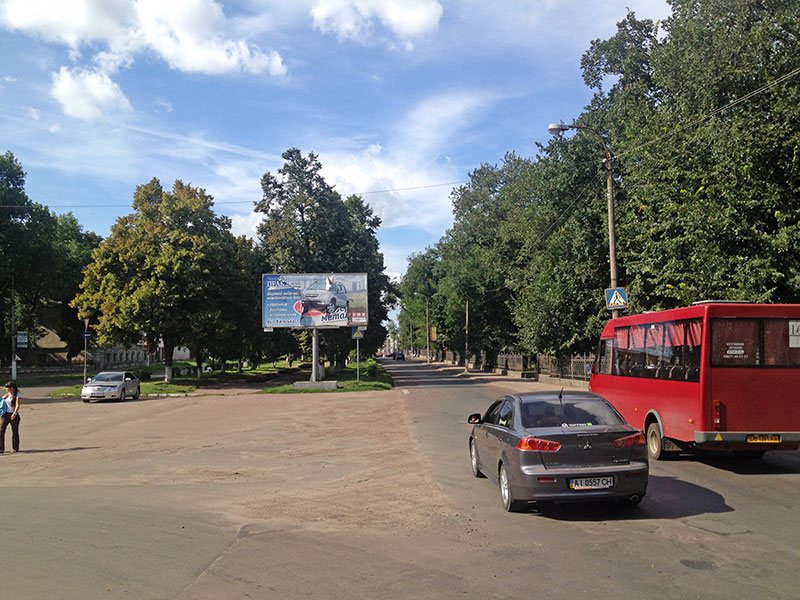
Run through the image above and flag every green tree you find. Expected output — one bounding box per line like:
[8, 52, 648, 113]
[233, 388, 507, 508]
[583, 1, 800, 309]
[73, 179, 238, 382]
[256, 149, 393, 366]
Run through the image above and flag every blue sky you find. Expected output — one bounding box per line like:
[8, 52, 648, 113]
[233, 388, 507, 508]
[0, 0, 670, 280]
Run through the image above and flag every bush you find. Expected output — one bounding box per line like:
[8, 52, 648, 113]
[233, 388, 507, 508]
[364, 358, 378, 378]
[137, 370, 152, 381]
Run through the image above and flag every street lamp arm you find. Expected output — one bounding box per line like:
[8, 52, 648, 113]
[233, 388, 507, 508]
[547, 122, 613, 162]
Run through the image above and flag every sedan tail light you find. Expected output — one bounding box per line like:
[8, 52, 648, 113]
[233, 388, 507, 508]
[612, 432, 646, 448]
[517, 437, 561, 452]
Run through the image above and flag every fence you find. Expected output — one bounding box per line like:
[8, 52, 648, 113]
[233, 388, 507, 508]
[440, 351, 593, 382]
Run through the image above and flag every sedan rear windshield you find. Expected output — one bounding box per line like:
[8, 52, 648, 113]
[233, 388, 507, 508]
[520, 399, 625, 429]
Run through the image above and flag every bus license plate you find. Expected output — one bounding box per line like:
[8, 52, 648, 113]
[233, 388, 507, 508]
[569, 477, 614, 490]
[746, 434, 781, 444]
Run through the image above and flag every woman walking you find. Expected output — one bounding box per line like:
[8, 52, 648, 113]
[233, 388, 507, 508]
[1, 380, 21, 453]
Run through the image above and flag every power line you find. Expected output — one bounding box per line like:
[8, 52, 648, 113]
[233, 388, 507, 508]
[615, 65, 800, 160]
[0, 180, 468, 210]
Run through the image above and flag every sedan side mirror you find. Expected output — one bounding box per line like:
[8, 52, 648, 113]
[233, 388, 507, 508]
[468, 413, 483, 425]
[85, 377, 92, 383]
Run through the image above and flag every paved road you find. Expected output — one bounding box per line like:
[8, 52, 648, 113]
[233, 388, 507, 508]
[2, 359, 798, 599]
[396, 360, 800, 598]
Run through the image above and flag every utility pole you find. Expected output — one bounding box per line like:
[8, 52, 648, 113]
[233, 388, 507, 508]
[464, 297, 469, 373]
[425, 296, 431, 363]
[549, 121, 621, 318]
[83, 317, 90, 383]
[10, 276, 16, 380]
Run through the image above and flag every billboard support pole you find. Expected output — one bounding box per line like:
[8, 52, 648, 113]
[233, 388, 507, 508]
[311, 327, 320, 382]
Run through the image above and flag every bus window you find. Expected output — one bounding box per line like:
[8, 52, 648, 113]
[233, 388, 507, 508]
[764, 319, 800, 366]
[597, 338, 614, 374]
[628, 325, 647, 377]
[711, 318, 760, 367]
[644, 323, 665, 377]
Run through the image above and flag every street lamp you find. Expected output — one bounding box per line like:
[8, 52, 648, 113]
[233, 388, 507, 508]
[548, 121, 620, 318]
[82, 317, 90, 383]
[425, 296, 431, 363]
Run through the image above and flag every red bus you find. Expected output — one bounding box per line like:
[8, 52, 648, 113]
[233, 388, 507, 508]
[590, 302, 800, 460]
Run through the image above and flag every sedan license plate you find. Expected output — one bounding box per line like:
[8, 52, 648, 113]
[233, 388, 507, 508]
[746, 434, 781, 444]
[569, 476, 614, 490]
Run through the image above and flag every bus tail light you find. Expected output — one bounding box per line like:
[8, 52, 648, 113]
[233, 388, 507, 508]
[713, 399, 723, 430]
[517, 437, 561, 452]
[612, 432, 646, 448]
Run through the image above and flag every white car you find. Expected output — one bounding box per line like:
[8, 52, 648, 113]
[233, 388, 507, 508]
[301, 279, 349, 314]
[82, 371, 141, 402]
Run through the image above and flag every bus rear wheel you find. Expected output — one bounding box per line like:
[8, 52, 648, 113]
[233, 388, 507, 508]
[647, 422, 665, 461]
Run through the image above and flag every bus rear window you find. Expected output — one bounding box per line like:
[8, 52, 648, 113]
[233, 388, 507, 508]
[711, 318, 800, 367]
[764, 319, 800, 366]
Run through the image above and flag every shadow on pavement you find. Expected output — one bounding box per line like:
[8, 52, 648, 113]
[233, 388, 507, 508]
[517, 474, 733, 522]
[384, 360, 514, 388]
[3, 447, 100, 454]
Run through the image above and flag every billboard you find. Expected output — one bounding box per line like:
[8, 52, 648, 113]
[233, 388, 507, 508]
[262, 273, 368, 329]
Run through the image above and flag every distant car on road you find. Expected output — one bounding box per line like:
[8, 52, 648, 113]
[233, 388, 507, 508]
[300, 279, 349, 314]
[82, 371, 141, 402]
[468, 391, 648, 512]
[394, 351, 405, 360]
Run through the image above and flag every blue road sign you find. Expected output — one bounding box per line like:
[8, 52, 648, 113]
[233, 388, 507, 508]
[605, 287, 629, 311]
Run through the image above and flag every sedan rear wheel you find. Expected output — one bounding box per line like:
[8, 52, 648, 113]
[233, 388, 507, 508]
[132, 386, 141, 400]
[470, 440, 485, 478]
[499, 463, 524, 512]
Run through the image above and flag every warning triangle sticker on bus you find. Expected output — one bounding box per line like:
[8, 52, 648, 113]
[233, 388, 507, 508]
[605, 287, 629, 310]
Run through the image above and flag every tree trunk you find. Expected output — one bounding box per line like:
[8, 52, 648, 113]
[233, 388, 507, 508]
[163, 337, 175, 383]
[194, 348, 204, 379]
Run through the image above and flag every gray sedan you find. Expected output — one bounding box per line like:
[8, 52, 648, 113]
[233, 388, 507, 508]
[468, 391, 648, 512]
[81, 371, 141, 402]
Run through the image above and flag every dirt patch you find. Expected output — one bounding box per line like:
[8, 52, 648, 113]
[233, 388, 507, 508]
[3, 388, 456, 535]
[237, 390, 456, 532]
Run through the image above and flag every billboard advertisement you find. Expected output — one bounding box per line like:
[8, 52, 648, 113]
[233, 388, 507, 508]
[262, 273, 368, 329]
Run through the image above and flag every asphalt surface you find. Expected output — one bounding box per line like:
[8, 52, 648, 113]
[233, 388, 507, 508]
[2, 360, 798, 600]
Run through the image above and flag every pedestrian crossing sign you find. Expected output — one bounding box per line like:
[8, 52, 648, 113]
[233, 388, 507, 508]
[605, 287, 629, 311]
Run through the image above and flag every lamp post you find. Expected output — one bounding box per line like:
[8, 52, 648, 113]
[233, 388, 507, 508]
[548, 121, 620, 318]
[425, 296, 431, 364]
[82, 317, 90, 383]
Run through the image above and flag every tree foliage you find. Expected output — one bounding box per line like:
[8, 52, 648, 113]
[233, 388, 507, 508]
[72, 179, 243, 382]
[256, 149, 392, 365]
[1, 152, 100, 366]
[403, 0, 800, 364]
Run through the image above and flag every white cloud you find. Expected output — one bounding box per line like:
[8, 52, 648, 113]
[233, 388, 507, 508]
[134, 0, 286, 76]
[154, 98, 173, 113]
[310, 0, 442, 44]
[399, 91, 494, 156]
[0, 0, 133, 48]
[1, 0, 287, 120]
[230, 211, 263, 239]
[51, 66, 131, 121]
